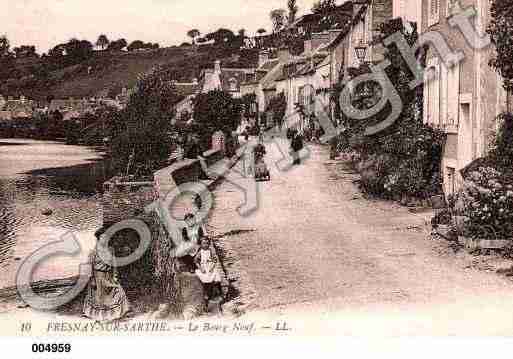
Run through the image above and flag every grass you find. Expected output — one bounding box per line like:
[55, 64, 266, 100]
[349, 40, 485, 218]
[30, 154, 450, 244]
[3, 46, 258, 102]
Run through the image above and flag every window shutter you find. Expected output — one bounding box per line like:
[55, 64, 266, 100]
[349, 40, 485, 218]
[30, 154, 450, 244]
[433, 62, 440, 127]
[423, 69, 429, 124]
[447, 64, 460, 125]
[429, 0, 440, 26]
[440, 62, 448, 126]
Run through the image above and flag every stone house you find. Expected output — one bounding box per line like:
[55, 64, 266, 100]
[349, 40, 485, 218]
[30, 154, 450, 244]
[200, 60, 255, 99]
[420, 0, 508, 196]
[49, 98, 95, 121]
[0, 95, 35, 120]
[172, 79, 200, 122]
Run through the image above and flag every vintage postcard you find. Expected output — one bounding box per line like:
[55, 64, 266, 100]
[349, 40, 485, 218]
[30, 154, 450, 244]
[1, 0, 513, 353]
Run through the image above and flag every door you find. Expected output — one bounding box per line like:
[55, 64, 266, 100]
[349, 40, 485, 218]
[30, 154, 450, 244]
[458, 102, 473, 168]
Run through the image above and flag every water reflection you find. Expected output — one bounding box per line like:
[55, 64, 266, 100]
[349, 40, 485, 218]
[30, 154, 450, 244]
[0, 139, 114, 289]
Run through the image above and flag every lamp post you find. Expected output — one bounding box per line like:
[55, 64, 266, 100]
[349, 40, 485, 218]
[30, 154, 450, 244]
[354, 41, 373, 100]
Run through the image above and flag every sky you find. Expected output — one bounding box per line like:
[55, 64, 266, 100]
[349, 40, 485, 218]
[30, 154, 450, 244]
[1, 0, 321, 53]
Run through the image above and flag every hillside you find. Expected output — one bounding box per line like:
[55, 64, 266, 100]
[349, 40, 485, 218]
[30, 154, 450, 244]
[1, 45, 258, 102]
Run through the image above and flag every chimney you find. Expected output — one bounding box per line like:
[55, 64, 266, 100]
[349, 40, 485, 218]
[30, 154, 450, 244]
[214, 60, 221, 74]
[277, 47, 291, 63]
[258, 50, 269, 67]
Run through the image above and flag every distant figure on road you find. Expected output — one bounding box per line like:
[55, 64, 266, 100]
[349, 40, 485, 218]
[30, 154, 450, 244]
[290, 131, 304, 165]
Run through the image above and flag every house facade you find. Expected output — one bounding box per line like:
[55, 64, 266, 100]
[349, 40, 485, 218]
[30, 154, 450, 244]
[0, 95, 36, 121]
[200, 60, 255, 99]
[420, 0, 507, 196]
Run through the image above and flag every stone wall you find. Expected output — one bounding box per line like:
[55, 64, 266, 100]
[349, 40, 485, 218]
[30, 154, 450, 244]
[102, 178, 156, 227]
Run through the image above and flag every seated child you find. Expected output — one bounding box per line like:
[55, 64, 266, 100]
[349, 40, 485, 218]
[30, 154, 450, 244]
[194, 238, 223, 300]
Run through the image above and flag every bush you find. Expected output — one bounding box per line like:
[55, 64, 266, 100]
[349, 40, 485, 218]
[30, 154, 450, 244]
[459, 166, 513, 239]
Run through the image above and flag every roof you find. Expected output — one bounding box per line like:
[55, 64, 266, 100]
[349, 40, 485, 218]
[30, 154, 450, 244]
[293, 53, 329, 77]
[200, 65, 255, 93]
[291, 2, 354, 30]
[220, 69, 249, 92]
[173, 83, 200, 97]
[49, 99, 91, 112]
[326, 0, 371, 51]
[257, 59, 280, 72]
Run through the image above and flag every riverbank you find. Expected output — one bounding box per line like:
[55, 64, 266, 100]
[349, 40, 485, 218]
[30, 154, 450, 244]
[0, 139, 111, 290]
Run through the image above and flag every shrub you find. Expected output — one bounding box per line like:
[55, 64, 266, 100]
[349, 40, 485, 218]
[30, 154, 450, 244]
[459, 166, 513, 239]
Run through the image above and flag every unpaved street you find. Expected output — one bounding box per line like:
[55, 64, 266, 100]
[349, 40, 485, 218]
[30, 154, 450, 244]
[208, 137, 513, 336]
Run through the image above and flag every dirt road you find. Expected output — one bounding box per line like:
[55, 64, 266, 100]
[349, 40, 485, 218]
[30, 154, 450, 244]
[208, 137, 513, 336]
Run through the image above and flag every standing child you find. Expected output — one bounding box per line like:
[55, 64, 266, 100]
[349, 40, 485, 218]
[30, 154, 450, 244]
[194, 238, 222, 300]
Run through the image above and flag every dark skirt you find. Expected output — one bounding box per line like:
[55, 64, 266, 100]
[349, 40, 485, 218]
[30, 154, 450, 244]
[181, 255, 196, 272]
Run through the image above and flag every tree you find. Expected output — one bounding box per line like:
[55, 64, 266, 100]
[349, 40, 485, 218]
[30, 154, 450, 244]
[312, 0, 336, 14]
[205, 28, 236, 45]
[127, 40, 145, 51]
[311, 0, 339, 31]
[96, 34, 110, 50]
[13, 45, 38, 58]
[193, 90, 242, 149]
[488, 0, 513, 91]
[64, 38, 93, 62]
[187, 29, 201, 45]
[0, 35, 11, 58]
[110, 66, 180, 176]
[48, 44, 66, 58]
[287, 0, 299, 25]
[107, 38, 127, 51]
[270, 9, 287, 33]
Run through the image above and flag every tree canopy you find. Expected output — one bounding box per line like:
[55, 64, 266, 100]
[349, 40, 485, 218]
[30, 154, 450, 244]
[96, 34, 110, 50]
[270, 9, 287, 33]
[488, 0, 513, 90]
[287, 0, 299, 25]
[110, 66, 180, 176]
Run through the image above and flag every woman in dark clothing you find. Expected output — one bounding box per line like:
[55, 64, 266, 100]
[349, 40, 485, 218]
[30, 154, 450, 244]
[291, 132, 304, 165]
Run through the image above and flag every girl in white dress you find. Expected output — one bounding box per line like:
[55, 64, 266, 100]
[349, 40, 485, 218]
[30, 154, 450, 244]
[194, 238, 222, 300]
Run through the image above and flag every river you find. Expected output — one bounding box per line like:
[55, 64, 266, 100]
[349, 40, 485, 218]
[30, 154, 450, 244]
[0, 139, 112, 289]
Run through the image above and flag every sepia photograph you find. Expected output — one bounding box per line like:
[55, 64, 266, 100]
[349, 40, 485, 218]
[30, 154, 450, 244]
[0, 0, 513, 354]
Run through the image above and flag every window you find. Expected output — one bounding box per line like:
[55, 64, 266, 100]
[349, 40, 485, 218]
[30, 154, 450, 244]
[428, 0, 440, 26]
[446, 63, 460, 127]
[229, 78, 237, 91]
[439, 60, 460, 131]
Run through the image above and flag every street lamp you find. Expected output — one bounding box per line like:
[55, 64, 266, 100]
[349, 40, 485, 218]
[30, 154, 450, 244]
[354, 41, 367, 65]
